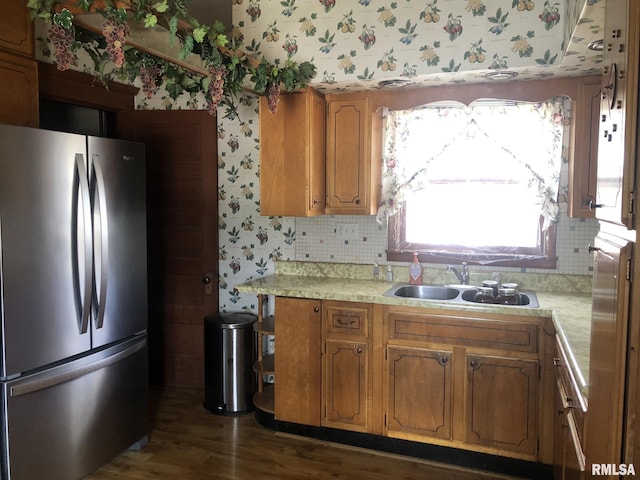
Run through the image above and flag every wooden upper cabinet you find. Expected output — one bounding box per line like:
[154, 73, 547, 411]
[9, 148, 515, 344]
[326, 95, 382, 215]
[568, 76, 601, 218]
[259, 88, 325, 217]
[0, 50, 38, 127]
[0, 3, 37, 127]
[594, 0, 639, 229]
[0, 3, 34, 58]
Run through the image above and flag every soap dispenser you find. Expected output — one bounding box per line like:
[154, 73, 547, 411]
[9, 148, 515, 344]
[409, 252, 423, 285]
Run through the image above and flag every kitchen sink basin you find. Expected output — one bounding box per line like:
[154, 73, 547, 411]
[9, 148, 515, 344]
[384, 284, 460, 300]
[460, 288, 539, 307]
[382, 283, 540, 308]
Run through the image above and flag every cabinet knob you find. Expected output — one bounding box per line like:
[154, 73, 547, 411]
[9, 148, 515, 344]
[438, 355, 449, 367]
[356, 347, 363, 354]
[469, 360, 479, 369]
[313, 307, 320, 313]
[354, 198, 361, 205]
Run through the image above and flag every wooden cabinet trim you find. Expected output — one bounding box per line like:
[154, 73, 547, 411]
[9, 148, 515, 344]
[387, 311, 539, 353]
[38, 61, 138, 112]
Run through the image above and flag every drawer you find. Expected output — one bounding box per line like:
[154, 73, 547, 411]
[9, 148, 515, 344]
[554, 335, 586, 445]
[324, 301, 371, 336]
[387, 311, 538, 353]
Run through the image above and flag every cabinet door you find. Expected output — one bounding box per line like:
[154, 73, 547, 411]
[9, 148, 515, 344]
[323, 339, 369, 431]
[568, 76, 600, 218]
[0, 51, 38, 127]
[0, 3, 33, 57]
[326, 98, 374, 214]
[259, 88, 325, 216]
[594, 0, 639, 228]
[274, 297, 322, 426]
[464, 353, 538, 456]
[586, 234, 632, 470]
[386, 346, 452, 440]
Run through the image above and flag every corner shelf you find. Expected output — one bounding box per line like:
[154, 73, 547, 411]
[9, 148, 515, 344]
[253, 294, 275, 414]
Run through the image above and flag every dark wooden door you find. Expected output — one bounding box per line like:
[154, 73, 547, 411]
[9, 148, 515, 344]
[119, 110, 218, 387]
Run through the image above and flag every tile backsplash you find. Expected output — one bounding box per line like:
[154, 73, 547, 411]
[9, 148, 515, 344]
[293, 206, 599, 276]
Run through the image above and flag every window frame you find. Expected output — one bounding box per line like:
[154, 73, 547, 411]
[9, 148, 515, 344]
[376, 79, 578, 270]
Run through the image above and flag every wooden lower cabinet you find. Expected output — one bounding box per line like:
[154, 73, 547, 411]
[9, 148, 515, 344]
[464, 353, 538, 456]
[384, 305, 552, 461]
[273, 298, 553, 463]
[274, 297, 322, 426]
[386, 346, 453, 440]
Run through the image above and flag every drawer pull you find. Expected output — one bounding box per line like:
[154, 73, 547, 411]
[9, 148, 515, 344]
[337, 318, 356, 325]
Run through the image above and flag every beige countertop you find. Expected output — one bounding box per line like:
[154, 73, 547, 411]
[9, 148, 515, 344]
[235, 273, 592, 399]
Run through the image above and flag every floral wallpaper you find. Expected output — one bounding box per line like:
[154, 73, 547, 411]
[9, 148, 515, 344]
[34, 1, 604, 313]
[233, 0, 604, 93]
[214, 95, 297, 312]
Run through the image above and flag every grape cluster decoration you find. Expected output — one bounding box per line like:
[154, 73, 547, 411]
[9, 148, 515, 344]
[102, 19, 130, 68]
[48, 23, 76, 71]
[139, 63, 163, 98]
[31, 0, 317, 116]
[265, 83, 280, 114]
[206, 65, 229, 115]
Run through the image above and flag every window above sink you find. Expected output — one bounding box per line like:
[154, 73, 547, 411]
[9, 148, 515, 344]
[381, 96, 570, 270]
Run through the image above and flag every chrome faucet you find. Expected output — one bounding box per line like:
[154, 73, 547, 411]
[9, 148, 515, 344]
[447, 262, 469, 285]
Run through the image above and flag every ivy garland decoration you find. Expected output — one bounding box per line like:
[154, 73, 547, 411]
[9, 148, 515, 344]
[27, 0, 317, 116]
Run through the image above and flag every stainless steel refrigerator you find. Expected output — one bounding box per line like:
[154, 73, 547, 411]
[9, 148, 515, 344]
[0, 124, 148, 480]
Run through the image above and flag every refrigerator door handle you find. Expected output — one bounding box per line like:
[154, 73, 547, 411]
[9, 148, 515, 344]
[9, 339, 146, 397]
[75, 153, 92, 335]
[92, 156, 109, 329]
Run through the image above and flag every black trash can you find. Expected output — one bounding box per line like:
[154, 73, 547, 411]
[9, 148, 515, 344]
[203, 312, 256, 414]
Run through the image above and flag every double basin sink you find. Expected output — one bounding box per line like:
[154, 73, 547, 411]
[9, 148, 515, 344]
[383, 284, 539, 308]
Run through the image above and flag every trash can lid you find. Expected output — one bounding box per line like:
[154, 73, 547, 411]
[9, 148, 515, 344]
[204, 312, 256, 329]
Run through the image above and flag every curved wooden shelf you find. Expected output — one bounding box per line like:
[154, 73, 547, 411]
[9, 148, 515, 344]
[253, 354, 274, 375]
[253, 383, 274, 414]
[254, 315, 275, 335]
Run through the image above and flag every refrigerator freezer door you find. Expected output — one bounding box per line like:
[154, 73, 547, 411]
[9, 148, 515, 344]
[0, 335, 148, 480]
[88, 137, 147, 347]
[0, 125, 92, 377]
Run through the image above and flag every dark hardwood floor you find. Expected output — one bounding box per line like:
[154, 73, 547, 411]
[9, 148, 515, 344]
[86, 387, 533, 480]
